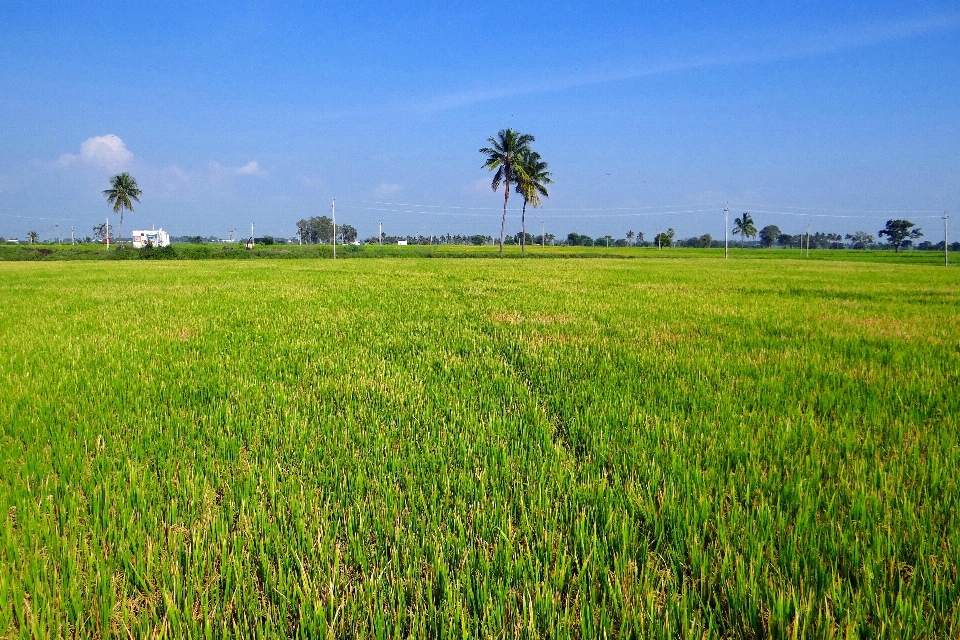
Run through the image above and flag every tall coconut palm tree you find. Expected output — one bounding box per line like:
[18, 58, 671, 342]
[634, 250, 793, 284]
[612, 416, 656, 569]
[480, 129, 534, 254]
[514, 150, 552, 254]
[102, 173, 142, 248]
[732, 212, 757, 248]
[626, 230, 635, 246]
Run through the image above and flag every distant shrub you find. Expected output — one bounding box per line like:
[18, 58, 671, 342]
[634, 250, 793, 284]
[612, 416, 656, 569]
[139, 245, 176, 260]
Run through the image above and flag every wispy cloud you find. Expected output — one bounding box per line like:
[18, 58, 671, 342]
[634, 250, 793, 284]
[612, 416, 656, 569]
[463, 178, 491, 194]
[418, 13, 960, 112]
[209, 160, 265, 178]
[374, 183, 403, 196]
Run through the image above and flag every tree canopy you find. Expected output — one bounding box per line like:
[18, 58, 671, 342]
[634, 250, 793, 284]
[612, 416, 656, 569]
[878, 219, 922, 252]
[297, 216, 333, 244]
[480, 129, 535, 255]
[654, 229, 675, 248]
[758, 225, 781, 248]
[732, 212, 757, 248]
[102, 173, 141, 247]
[514, 150, 552, 253]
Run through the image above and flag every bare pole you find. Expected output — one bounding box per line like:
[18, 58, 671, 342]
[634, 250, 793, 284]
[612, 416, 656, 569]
[251, 221, 255, 247]
[806, 217, 811, 258]
[71, 226, 74, 245]
[332, 200, 336, 260]
[379, 221, 382, 246]
[724, 205, 729, 259]
[56, 224, 60, 245]
[541, 219, 545, 248]
[106, 216, 110, 249]
[945, 211, 950, 267]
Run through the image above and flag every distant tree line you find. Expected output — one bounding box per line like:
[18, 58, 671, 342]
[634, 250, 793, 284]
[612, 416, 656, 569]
[296, 216, 358, 244]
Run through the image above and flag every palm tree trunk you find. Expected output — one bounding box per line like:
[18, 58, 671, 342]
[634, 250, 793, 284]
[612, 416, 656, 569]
[119, 205, 124, 250]
[499, 180, 509, 255]
[521, 200, 527, 254]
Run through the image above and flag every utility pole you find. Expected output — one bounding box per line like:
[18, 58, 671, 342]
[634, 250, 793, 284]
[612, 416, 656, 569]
[806, 217, 811, 258]
[332, 200, 336, 259]
[379, 221, 382, 246]
[724, 205, 729, 259]
[251, 222, 255, 247]
[945, 212, 950, 267]
[55, 224, 60, 245]
[541, 219, 545, 248]
[71, 226, 74, 245]
[106, 217, 110, 249]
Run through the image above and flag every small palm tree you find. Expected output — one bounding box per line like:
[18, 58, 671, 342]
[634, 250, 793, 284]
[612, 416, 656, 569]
[480, 129, 534, 255]
[514, 150, 552, 254]
[102, 173, 142, 248]
[626, 230, 635, 246]
[732, 212, 757, 248]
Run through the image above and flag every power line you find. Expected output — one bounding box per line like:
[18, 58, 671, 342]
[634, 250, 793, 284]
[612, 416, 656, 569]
[338, 204, 720, 219]
[731, 203, 943, 214]
[0, 212, 82, 221]
[341, 200, 946, 220]
[734, 208, 945, 220]
[365, 200, 719, 212]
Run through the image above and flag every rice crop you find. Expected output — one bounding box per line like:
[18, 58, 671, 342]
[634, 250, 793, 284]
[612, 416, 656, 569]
[1, 257, 957, 638]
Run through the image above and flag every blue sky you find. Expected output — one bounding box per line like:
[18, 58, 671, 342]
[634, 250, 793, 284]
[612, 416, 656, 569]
[1, 1, 957, 241]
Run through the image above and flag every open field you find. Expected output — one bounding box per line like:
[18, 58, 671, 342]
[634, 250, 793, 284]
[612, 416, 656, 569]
[1, 242, 956, 266]
[1, 257, 958, 637]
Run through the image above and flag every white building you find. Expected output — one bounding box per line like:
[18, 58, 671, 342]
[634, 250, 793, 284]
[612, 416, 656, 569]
[132, 229, 171, 248]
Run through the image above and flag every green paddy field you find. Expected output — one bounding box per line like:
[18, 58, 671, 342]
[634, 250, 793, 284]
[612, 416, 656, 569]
[1, 255, 957, 637]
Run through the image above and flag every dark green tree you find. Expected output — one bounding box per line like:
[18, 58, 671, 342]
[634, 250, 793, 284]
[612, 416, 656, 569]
[514, 150, 552, 253]
[338, 224, 358, 244]
[296, 216, 333, 244]
[878, 219, 922, 252]
[566, 232, 594, 246]
[92, 222, 113, 243]
[732, 212, 757, 248]
[654, 228, 675, 248]
[845, 231, 874, 249]
[480, 129, 534, 255]
[758, 225, 781, 248]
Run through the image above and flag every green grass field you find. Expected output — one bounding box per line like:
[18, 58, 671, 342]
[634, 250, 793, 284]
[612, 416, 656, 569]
[1, 241, 955, 267]
[1, 257, 958, 637]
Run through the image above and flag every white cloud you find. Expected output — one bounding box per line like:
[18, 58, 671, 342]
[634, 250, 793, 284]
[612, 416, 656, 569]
[208, 160, 265, 179]
[57, 134, 133, 170]
[374, 183, 403, 196]
[234, 161, 262, 175]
